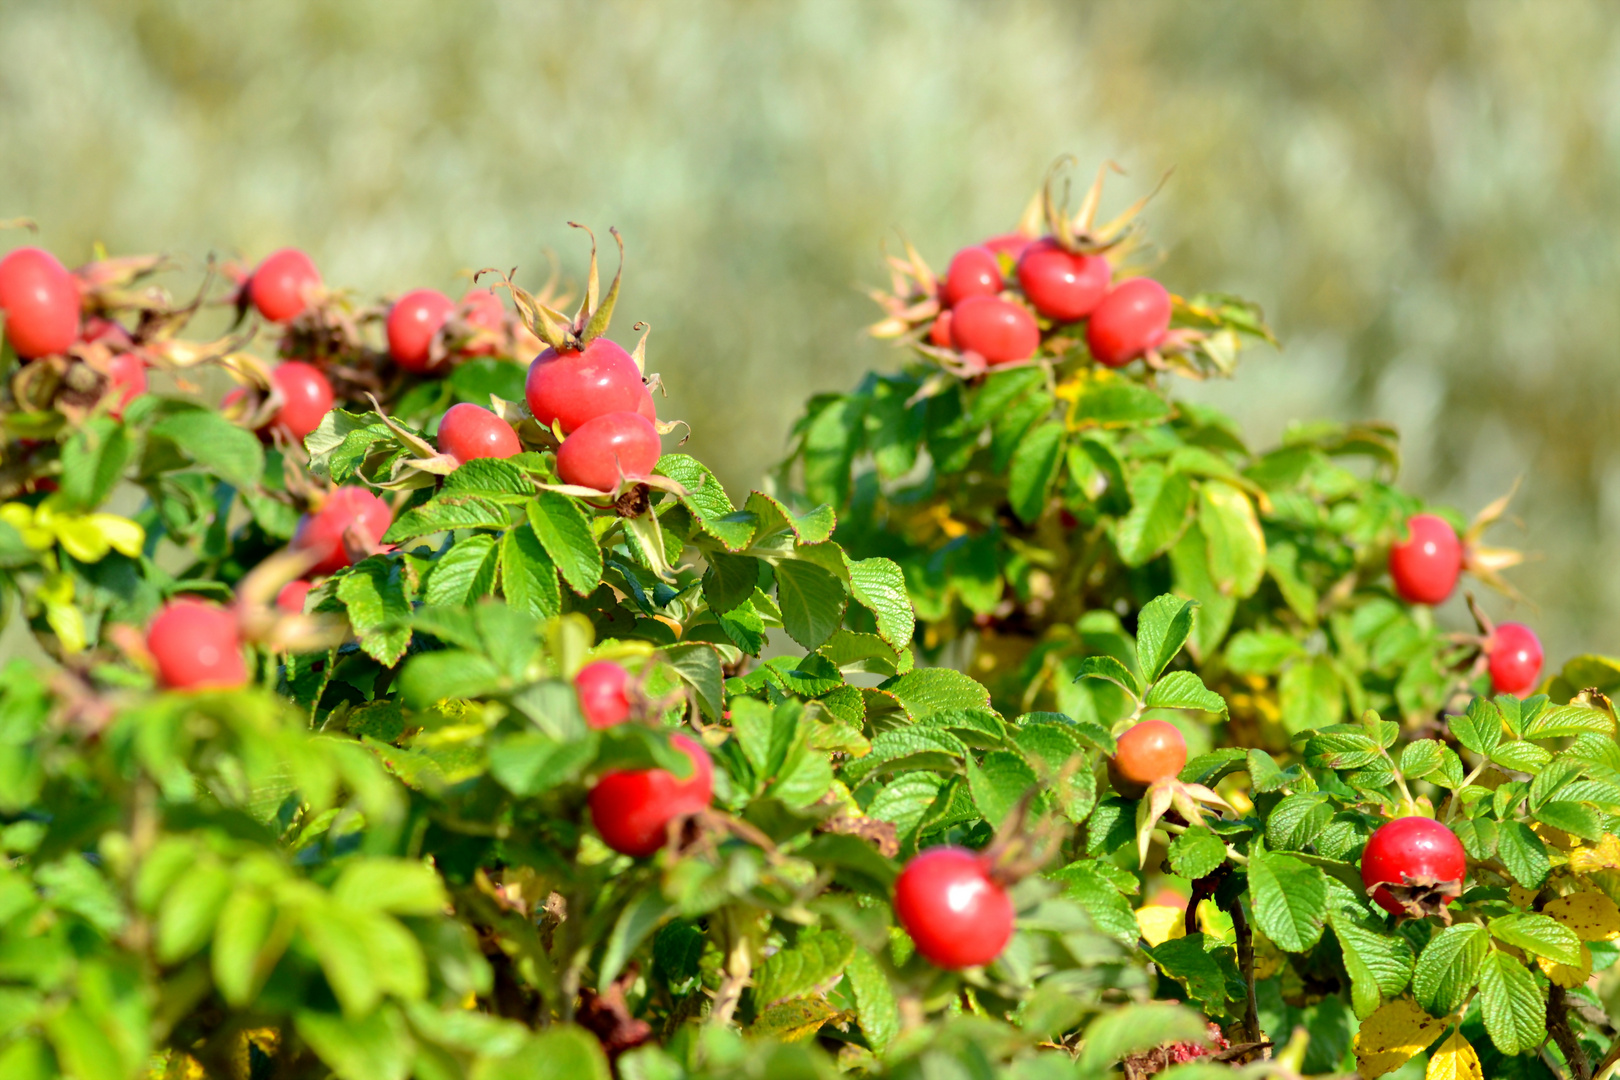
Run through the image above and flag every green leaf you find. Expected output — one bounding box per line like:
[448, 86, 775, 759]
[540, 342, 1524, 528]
[1135, 593, 1196, 682]
[1070, 371, 1172, 428]
[1397, 739, 1446, 781]
[703, 550, 761, 613]
[442, 458, 534, 501]
[656, 453, 754, 550]
[1115, 464, 1194, 567]
[744, 490, 835, 545]
[1494, 821, 1550, 888]
[1144, 670, 1227, 714]
[423, 533, 499, 607]
[1225, 630, 1306, 676]
[1331, 914, 1414, 1019]
[1266, 542, 1318, 626]
[212, 889, 278, 1007]
[666, 642, 724, 722]
[752, 929, 854, 1008]
[399, 650, 503, 708]
[487, 732, 596, 797]
[45, 1005, 127, 1080]
[1412, 923, 1488, 1016]
[383, 496, 511, 542]
[500, 525, 561, 619]
[151, 408, 264, 489]
[333, 858, 448, 916]
[470, 1026, 610, 1080]
[1489, 913, 1583, 966]
[599, 893, 673, 991]
[1281, 656, 1344, 734]
[966, 751, 1037, 828]
[57, 417, 130, 512]
[1264, 793, 1333, 852]
[526, 492, 602, 596]
[1475, 951, 1545, 1057]
[337, 556, 413, 666]
[1525, 703, 1616, 739]
[1168, 826, 1227, 879]
[773, 558, 847, 651]
[1145, 933, 1231, 1016]
[844, 948, 898, 1053]
[1450, 697, 1503, 758]
[1008, 420, 1064, 525]
[1075, 654, 1142, 698]
[156, 861, 233, 963]
[881, 667, 991, 720]
[1534, 800, 1609, 842]
[1248, 848, 1329, 951]
[1198, 481, 1266, 598]
[1047, 861, 1139, 946]
[295, 1006, 412, 1080]
[1075, 1003, 1208, 1073]
[846, 556, 914, 649]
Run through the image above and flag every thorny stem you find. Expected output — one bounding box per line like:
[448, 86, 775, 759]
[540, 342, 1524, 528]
[1225, 898, 1262, 1054]
[1549, 986, 1592, 1080]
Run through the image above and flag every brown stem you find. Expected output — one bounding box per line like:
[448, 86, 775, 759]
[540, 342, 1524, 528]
[1549, 986, 1592, 1080]
[1226, 896, 1262, 1052]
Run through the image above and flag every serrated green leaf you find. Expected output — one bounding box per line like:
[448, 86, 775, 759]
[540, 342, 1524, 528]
[337, 556, 413, 666]
[1248, 848, 1328, 951]
[882, 667, 991, 721]
[151, 408, 264, 489]
[500, 524, 561, 619]
[423, 533, 499, 607]
[1475, 951, 1544, 1057]
[1412, 923, 1488, 1017]
[753, 929, 855, 1008]
[526, 492, 602, 596]
[1397, 739, 1445, 781]
[966, 751, 1036, 828]
[1145, 934, 1229, 1015]
[1493, 821, 1550, 888]
[1008, 420, 1064, 525]
[1450, 698, 1503, 758]
[1168, 826, 1227, 879]
[844, 948, 897, 1053]
[1135, 594, 1196, 682]
[1144, 670, 1226, 714]
[1075, 654, 1142, 698]
[1489, 913, 1583, 966]
[847, 556, 914, 649]
[1331, 914, 1414, 1019]
[1046, 861, 1139, 946]
[1116, 464, 1194, 567]
[773, 558, 846, 651]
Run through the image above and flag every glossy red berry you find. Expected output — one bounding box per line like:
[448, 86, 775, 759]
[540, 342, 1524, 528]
[525, 338, 655, 434]
[456, 289, 506, 356]
[555, 411, 661, 492]
[982, 233, 1035, 259]
[1108, 719, 1188, 798]
[1389, 513, 1462, 606]
[1016, 239, 1111, 322]
[249, 249, 322, 323]
[928, 310, 954, 348]
[1360, 817, 1467, 918]
[275, 580, 313, 614]
[386, 288, 455, 372]
[0, 247, 81, 359]
[894, 846, 1014, 969]
[1488, 622, 1543, 697]
[266, 361, 334, 444]
[587, 733, 713, 856]
[1086, 278, 1171, 367]
[147, 599, 247, 690]
[437, 403, 521, 463]
[105, 352, 147, 417]
[82, 316, 132, 348]
[293, 487, 393, 576]
[950, 295, 1039, 365]
[941, 246, 1003, 308]
[576, 660, 633, 729]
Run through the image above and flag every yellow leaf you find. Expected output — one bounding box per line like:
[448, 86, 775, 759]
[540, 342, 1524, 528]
[0, 501, 54, 550]
[1353, 998, 1447, 1079]
[39, 572, 86, 654]
[1135, 904, 1186, 947]
[1533, 822, 1580, 852]
[1537, 944, 1593, 988]
[1546, 892, 1620, 942]
[1425, 1028, 1484, 1080]
[1507, 884, 1539, 908]
[87, 513, 146, 558]
[53, 515, 111, 563]
[1570, 834, 1620, 873]
[750, 996, 842, 1042]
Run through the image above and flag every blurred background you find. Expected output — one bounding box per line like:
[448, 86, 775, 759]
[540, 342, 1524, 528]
[2, 0, 1618, 663]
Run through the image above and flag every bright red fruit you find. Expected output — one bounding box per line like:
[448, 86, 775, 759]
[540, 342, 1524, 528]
[941, 246, 1003, 308]
[267, 361, 334, 443]
[1108, 719, 1188, 798]
[1389, 514, 1462, 606]
[461, 289, 505, 332]
[106, 353, 147, 417]
[588, 733, 713, 856]
[1360, 817, 1467, 918]
[293, 488, 393, 576]
[249, 248, 322, 323]
[82, 316, 132, 348]
[1086, 277, 1171, 367]
[928, 310, 953, 348]
[276, 580, 313, 614]
[555, 411, 661, 492]
[525, 338, 654, 434]
[982, 233, 1035, 259]
[894, 847, 1014, 969]
[147, 599, 247, 690]
[576, 660, 633, 729]
[437, 403, 521, 463]
[0, 247, 81, 358]
[1488, 622, 1543, 696]
[386, 288, 455, 372]
[949, 295, 1039, 365]
[1016, 239, 1111, 322]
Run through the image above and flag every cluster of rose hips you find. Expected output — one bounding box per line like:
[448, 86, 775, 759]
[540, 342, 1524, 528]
[927, 232, 1171, 370]
[1389, 512, 1542, 695]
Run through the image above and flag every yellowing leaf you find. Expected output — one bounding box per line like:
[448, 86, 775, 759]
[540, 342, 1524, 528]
[87, 513, 145, 558]
[1545, 892, 1620, 942]
[1353, 998, 1447, 1079]
[1507, 884, 1538, 909]
[0, 502, 53, 550]
[1570, 834, 1620, 873]
[1424, 1028, 1484, 1080]
[1135, 905, 1186, 947]
[1536, 944, 1593, 988]
[53, 516, 112, 562]
[1532, 822, 1580, 852]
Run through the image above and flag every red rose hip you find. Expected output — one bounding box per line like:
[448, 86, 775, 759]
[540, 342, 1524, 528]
[1087, 277, 1171, 367]
[587, 733, 713, 856]
[437, 403, 521, 463]
[0, 247, 81, 359]
[386, 288, 455, 372]
[1360, 817, 1467, 918]
[292, 487, 393, 576]
[928, 310, 954, 348]
[576, 660, 633, 729]
[555, 411, 661, 492]
[275, 580, 314, 614]
[894, 846, 1014, 969]
[105, 352, 147, 417]
[949, 295, 1039, 365]
[524, 338, 654, 434]
[457, 289, 506, 355]
[940, 246, 1003, 308]
[1016, 239, 1111, 322]
[982, 233, 1035, 260]
[147, 599, 248, 690]
[1389, 513, 1462, 606]
[249, 248, 322, 323]
[266, 361, 334, 443]
[1487, 622, 1542, 697]
[1108, 719, 1188, 798]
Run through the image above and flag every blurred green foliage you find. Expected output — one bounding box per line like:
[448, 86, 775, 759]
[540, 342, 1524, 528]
[2, 0, 1618, 661]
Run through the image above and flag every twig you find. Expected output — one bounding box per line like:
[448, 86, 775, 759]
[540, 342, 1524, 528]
[1549, 985, 1592, 1080]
